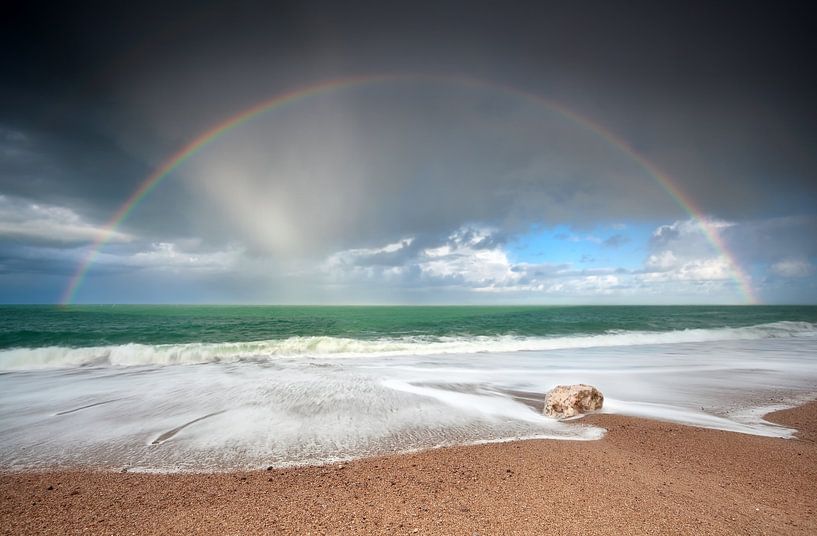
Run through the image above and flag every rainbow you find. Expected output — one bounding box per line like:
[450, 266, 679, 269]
[60, 74, 758, 304]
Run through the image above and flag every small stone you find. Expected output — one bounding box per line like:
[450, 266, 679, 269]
[46, 485, 54, 491]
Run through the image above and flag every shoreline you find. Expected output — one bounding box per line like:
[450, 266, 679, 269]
[3, 388, 809, 475]
[2, 401, 816, 534]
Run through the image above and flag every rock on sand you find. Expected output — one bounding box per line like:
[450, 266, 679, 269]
[544, 384, 604, 418]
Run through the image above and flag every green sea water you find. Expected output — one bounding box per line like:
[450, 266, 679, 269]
[2, 305, 816, 349]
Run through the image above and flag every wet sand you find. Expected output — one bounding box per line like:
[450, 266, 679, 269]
[2, 401, 816, 535]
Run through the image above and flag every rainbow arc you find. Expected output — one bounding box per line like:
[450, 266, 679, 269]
[60, 74, 758, 304]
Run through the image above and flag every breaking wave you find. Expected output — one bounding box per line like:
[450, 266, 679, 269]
[1, 321, 814, 370]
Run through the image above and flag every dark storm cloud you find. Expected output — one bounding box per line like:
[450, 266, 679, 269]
[0, 245, 75, 276]
[0, 123, 148, 215]
[726, 215, 817, 263]
[4, 1, 815, 228]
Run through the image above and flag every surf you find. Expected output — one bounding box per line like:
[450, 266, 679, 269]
[0, 320, 814, 370]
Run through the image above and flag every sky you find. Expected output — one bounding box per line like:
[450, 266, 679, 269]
[1, 1, 816, 304]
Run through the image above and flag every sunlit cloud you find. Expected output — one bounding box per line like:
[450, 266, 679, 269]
[312, 218, 762, 302]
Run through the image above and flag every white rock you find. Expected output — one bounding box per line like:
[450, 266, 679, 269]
[544, 384, 604, 418]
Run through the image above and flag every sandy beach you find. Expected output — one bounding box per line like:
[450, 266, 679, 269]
[2, 400, 815, 535]
[4, 0, 816, 533]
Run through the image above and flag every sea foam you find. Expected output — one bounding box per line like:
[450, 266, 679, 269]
[1, 324, 816, 471]
[0, 320, 814, 370]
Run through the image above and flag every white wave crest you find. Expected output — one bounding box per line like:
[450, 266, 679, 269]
[0, 321, 814, 370]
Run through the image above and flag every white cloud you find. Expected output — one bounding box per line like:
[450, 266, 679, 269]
[326, 238, 415, 268]
[0, 195, 131, 246]
[645, 250, 678, 271]
[644, 218, 741, 282]
[652, 218, 734, 240]
[318, 218, 755, 302]
[322, 227, 521, 289]
[639, 256, 732, 282]
[132, 242, 239, 270]
[419, 228, 519, 288]
[477, 273, 622, 295]
[322, 227, 621, 295]
[92, 241, 242, 273]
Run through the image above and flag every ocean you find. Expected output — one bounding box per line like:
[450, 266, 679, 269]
[1, 305, 816, 471]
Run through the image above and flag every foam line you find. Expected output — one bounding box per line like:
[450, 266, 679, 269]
[55, 398, 123, 415]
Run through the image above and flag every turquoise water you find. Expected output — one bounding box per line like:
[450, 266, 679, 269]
[2, 305, 816, 349]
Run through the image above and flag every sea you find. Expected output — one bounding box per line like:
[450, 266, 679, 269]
[1, 305, 816, 472]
